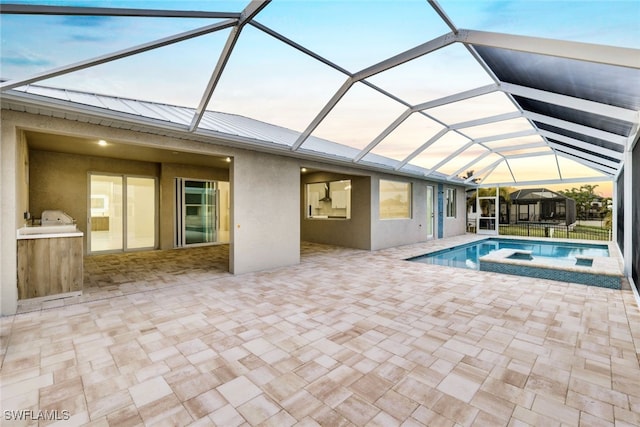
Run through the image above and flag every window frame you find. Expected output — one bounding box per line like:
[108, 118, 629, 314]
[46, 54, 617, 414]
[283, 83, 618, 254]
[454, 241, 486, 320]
[305, 179, 352, 219]
[379, 179, 412, 220]
[446, 188, 457, 218]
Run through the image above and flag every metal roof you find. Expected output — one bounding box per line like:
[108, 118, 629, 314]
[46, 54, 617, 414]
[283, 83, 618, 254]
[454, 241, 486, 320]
[509, 188, 571, 202]
[1, 1, 639, 187]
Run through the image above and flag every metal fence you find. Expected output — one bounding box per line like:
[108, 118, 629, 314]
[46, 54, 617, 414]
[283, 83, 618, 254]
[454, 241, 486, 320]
[498, 223, 611, 241]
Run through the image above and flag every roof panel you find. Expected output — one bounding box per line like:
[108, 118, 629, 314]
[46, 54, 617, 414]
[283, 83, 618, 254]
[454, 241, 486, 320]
[475, 45, 640, 110]
[369, 113, 445, 161]
[460, 117, 533, 140]
[553, 149, 617, 175]
[534, 122, 624, 153]
[2, 1, 636, 187]
[440, 0, 640, 49]
[547, 138, 620, 164]
[425, 91, 518, 125]
[208, 25, 347, 134]
[481, 161, 514, 184]
[0, 13, 226, 82]
[365, 43, 494, 106]
[256, 1, 450, 72]
[502, 147, 554, 157]
[309, 81, 407, 151]
[409, 131, 469, 170]
[513, 95, 633, 137]
[508, 155, 560, 182]
[481, 134, 545, 150]
[556, 156, 610, 179]
[42, 29, 230, 108]
[454, 151, 504, 180]
[436, 145, 490, 176]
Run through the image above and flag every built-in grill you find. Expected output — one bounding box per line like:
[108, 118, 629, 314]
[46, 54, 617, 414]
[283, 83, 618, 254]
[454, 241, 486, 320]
[41, 210, 76, 226]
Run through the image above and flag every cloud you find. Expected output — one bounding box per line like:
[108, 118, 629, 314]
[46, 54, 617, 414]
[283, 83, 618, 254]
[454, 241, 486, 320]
[56, 15, 115, 43]
[68, 34, 109, 43]
[60, 15, 114, 28]
[1, 55, 53, 67]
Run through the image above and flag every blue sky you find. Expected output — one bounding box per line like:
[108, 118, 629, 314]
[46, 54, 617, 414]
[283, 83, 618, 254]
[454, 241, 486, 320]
[1, 0, 637, 190]
[2, 1, 637, 96]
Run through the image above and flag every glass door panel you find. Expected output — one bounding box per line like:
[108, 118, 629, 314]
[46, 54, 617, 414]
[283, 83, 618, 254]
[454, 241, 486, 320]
[478, 197, 497, 234]
[90, 174, 123, 252]
[126, 177, 156, 249]
[426, 185, 434, 238]
[184, 180, 216, 245]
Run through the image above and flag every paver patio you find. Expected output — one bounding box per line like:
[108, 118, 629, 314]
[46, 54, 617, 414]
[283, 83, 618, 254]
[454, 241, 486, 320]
[2, 236, 639, 426]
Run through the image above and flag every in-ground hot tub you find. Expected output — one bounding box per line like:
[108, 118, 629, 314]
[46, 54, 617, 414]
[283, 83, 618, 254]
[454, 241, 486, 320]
[478, 248, 623, 289]
[407, 238, 623, 289]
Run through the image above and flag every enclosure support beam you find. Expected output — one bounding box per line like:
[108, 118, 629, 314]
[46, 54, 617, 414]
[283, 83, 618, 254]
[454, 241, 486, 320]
[353, 109, 413, 162]
[457, 29, 640, 69]
[290, 78, 354, 151]
[623, 149, 633, 277]
[524, 111, 627, 147]
[189, 0, 270, 131]
[501, 82, 638, 123]
[1, 20, 237, 92]
[395, 128, 448, 170]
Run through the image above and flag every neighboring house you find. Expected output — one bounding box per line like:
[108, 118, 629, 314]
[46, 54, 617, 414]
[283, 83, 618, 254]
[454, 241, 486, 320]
[586, 196, 612, 220]
[509, 188, 576, 226]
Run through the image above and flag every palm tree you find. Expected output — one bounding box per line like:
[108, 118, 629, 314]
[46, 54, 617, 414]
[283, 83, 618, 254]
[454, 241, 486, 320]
[460, 170, 480, 183]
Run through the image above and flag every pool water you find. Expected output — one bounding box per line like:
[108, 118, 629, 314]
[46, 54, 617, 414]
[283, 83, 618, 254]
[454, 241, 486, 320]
[409, 238, 609, 270]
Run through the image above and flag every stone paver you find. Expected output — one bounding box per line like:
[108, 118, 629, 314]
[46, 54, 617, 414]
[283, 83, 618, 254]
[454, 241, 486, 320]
[1, 237, 639, 426]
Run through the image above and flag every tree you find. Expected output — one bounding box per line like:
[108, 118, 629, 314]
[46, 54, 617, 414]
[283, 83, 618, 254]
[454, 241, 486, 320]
[603, 209, 613, 230]
[460, 170, 480, 183]
[466, 186, 515, 223]
[558, 184, 601, 220]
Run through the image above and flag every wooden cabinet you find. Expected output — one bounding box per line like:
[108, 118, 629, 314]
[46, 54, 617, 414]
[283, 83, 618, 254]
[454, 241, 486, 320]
[17, 235, 83, 300]
[91, 216, 109, 231]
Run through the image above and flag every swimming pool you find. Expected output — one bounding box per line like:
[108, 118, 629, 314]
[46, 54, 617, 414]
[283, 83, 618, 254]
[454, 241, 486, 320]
[408, 238, 610, 270]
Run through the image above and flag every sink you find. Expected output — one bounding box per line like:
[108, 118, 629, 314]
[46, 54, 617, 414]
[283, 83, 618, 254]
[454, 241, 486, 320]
[18, 224, 78, 235]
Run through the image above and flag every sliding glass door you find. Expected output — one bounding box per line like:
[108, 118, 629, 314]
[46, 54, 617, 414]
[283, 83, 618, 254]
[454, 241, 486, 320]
[175, 179, 229, 247]
[126, 177, 156, 249]
[89, 174, 156, 253]
[89, 174, 123, 252]
[184, 180, 216, 245]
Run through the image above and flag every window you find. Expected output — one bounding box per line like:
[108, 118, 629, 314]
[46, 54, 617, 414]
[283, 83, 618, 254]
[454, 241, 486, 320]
[446, 188, 456, 218]
[306, 180, 351, 219]
[380, 179, 411, 219]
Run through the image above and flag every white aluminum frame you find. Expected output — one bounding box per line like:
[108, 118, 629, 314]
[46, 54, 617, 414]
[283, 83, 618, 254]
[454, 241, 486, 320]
[1, 0, 638, 186]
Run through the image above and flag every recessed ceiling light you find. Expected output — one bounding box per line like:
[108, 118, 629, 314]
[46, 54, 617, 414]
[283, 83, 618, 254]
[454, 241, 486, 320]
[225, 157, 231, 162]
[301, 168, 307, 172]
[98, 140, 107, 146]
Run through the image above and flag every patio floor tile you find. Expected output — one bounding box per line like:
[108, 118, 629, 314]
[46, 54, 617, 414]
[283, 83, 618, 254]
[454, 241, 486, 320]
[1, 237, 639, 426]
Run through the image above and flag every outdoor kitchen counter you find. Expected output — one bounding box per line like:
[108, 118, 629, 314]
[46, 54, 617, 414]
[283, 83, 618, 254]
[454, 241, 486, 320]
[17, 230, 83, 300]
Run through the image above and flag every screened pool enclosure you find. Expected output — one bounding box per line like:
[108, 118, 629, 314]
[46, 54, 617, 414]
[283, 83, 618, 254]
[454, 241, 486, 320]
[1, 1, 639, 297]
[1, 0, 638, 187]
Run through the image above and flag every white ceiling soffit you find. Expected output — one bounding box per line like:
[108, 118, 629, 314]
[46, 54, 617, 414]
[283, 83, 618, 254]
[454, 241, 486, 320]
[1, 0, 639, 186]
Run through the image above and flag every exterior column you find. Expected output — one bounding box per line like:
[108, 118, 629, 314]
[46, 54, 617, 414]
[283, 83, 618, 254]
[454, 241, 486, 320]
[1, 121, 20, 315]
[229, 152, 300, 274]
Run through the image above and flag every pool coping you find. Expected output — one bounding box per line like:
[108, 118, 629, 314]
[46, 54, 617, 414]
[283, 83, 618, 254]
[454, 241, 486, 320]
[405, 235, 626, 290]
[479, 248, 622, 277]
[479, 248, 623, 289]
